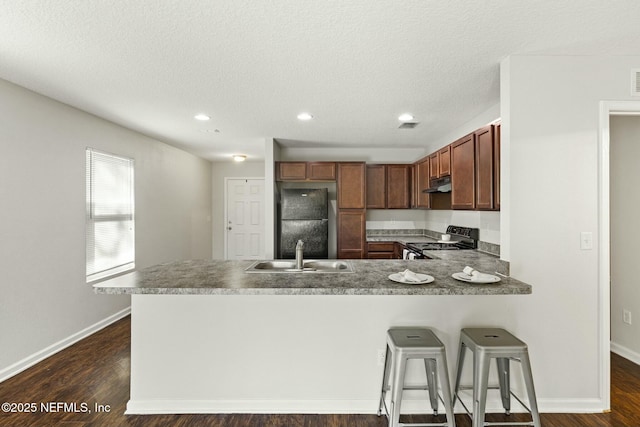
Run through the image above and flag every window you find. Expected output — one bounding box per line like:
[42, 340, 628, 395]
[86, 148, 135, 282]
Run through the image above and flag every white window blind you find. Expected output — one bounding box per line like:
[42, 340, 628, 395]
[86, 148, 135, 282]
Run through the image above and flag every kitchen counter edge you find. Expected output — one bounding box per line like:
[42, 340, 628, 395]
[93, 259, 531, 296]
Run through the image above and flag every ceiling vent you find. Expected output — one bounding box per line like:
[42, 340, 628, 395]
[398, 122, 419, 129]
[632, 69, 640, 96]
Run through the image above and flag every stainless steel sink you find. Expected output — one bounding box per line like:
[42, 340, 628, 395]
[245, 260, 354, 273]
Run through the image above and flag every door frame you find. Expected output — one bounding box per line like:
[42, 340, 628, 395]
[598, 100, 640, 411]
[223, 177, 265, 260]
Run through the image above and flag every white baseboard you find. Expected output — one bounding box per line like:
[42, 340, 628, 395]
[126, 396, 606, 415]
[0, 307, 131, 383]
[611, 341, 640, 365]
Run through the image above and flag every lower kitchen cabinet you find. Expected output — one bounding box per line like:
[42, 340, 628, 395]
[337, 210, 365, 259]
[366, 242, 395, 259]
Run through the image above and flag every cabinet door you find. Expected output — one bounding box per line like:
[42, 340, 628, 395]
[475, 125, 495, 210]
[428, 154, 439, 180]
[307, 162, 336, 180]
[415, 158, 430, 208]
[386, 165, 411, 208]
[366, 165, 387, 209]
[494, 123, 501, 210]
[277, 162, 306, 181]
[451, 134, 476, 209]
[337, 210, 365, 259]
[337, 163, 366, 209]
[438, 146, 451, 176]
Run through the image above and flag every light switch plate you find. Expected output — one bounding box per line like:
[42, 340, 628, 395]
[580, 232, 593, 250]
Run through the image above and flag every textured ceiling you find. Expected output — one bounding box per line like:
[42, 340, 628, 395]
[2, 1, 640, 161]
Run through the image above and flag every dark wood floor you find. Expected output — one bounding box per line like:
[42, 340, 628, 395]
[1, 316, 639, 426]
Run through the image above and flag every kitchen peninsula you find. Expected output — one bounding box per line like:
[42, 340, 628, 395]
[95, 257, 531, 415]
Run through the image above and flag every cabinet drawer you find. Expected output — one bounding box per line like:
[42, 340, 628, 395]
[367, 242, 395, 252]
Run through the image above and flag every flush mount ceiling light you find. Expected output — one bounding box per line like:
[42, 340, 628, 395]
[232, 154, 247, 162]
[194, 113, 211, 121]
[398, 113, 415, 122]
[297, 112, 313, 121]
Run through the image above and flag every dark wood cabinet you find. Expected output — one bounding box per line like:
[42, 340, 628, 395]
[337, 162, 366, 259]
[337, 163, 366, 209]
[428, 146, 452, 180]
[428, 153, 439, 180]
[394, 242, 406, 259]
[494, 123, 501, 210]
[277, 162, 307, 181]
[276, 162, 336, 181]
[438, 146, 451, 176]
[366, 164, 411, 209]
[475, 125, 495, 210]
[337, 210, 366, 259]
[414, 158, 430, 208]
[307, 162, 336, 180]
[451, 133, 476, 210]
[366, 242, 395, 259]
[366, 165, 386, 209]
[386, 165, 411, 208]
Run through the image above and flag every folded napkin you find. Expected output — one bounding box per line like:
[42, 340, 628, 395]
[462, 266, 495, 281]
[402, 269, 422, 282]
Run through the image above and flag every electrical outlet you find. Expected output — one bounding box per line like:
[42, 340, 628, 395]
[623, 309, 632, 325]
[377, 349, 387, 366]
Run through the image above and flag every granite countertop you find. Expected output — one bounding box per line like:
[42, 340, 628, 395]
[93, 255, 531, 296]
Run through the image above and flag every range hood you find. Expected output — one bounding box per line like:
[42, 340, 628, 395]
[422, 176, 452, 193]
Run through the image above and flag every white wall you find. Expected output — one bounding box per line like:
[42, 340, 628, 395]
[610, 115, 640, 361]
[502, 55, 640, 408]
[211, 161, 265, 259]
[0, 78, 212, 380]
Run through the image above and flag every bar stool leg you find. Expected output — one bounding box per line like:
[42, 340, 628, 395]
[453, 340, 466, 406]
[378, 346, 392, 416]
[424, 358, 439, 415]
[436, 352, 456, 427]
[389, 354, 408, 427]
[496, 357, 511, 415]
[520, 352, 542, 427]
[473, 352, 491, 427]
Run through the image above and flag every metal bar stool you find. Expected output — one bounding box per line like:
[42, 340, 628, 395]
[453, 328, 541, 427]
[378, 327, 456, 427]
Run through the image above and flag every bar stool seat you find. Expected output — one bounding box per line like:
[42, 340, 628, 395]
[378, 327, 455, 427]
[453, 328, 541, 427]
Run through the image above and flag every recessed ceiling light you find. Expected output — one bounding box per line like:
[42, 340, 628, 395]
[297, 112, 313, 121]
[194, 114, 211, 121]
[398, 113, 414, 122]
[232, 154, 247, 162]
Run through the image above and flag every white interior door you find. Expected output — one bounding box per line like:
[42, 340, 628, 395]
[225, 178, 265, 260]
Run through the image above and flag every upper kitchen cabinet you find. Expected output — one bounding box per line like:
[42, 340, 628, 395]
[451, 133, 476, 209]
[428, 146, 451, 180]
[276, 161, 336, 181]
[414, 157, 430, 208]
[366, 165, 386, 209]
[386, 164, 411, 208]
[494, 123, 501, 210]
[475, 125, 496, 210]
[277, 162, 307, 181]
[366, 164, 411, 209]
[337, 162, 366, 209]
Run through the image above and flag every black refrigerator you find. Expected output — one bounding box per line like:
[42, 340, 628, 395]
[278, 188, 328, 259]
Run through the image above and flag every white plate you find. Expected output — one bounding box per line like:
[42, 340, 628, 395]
[437, 240, 459, 244]
[388, 272, 434, 285]
[452, 272, 501, 284]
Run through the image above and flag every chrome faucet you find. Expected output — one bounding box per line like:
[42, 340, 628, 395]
[295, 240, 304, 270]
